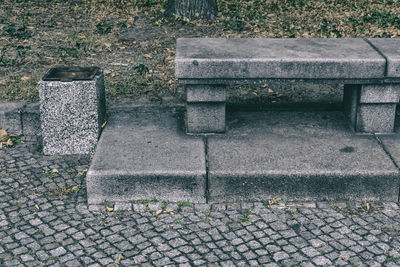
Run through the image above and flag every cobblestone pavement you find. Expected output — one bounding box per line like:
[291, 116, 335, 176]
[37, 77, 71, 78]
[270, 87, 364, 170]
[1, 141, 400, 266]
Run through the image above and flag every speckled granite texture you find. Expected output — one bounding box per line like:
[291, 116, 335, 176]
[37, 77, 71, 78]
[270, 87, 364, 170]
[38, 70, 106, 155]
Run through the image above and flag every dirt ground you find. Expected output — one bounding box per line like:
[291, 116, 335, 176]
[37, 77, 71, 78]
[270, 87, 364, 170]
[1, 0, 399, 105]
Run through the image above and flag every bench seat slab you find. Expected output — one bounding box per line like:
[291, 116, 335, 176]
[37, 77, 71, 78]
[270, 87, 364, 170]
[176, 38, 386, 79]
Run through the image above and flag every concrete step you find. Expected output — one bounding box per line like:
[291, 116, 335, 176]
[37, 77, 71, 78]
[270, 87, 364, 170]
[86, 107, 206, 206]
[209, 111, 399, 202]
[86, 106, 400, 208]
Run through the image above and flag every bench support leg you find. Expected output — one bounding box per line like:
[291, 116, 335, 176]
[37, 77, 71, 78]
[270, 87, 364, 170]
[344, 84, 399, 133]
[186, 84, 226, 133]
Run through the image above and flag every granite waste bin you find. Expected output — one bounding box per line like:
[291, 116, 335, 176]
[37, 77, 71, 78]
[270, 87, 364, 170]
[38, 66, 106, 155]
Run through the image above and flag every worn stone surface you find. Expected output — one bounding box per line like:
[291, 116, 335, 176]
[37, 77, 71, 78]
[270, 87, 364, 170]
[86, 107, 206, 204]
[186, 102, 225, 133]
[379, 133, 400, 168]
[343, 84, 398, 133]
[360, 84, 400, 103]
[21, 103, 41, 142]
[176, 38, 386, 79]
[0, 101, 24, 135]
[368, 38, 400, 77]
[343, 84, 359, 131]
[2, 138, 400, 266]
[356, 104, 397, 133]
[208, 111, 399, 202]
[186, 84, 226, 102]
[38, 71, 106, 155]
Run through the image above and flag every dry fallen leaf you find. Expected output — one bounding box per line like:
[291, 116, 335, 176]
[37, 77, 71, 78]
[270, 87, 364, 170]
[163, 209, 174, 214]
[51, 168, 59, 173]
[0, 129, 7, 140]
[106, 206, 114, 212]
[71, 185, 80, 192]
[268, 199, 278, 206]
[78, 169, 88, 176]
[115, 255, 123, 263]
[155, 210, 162, 216]
[35, 204, 40, 210]
[268, 88, 274, 93]
[21, 76, 30, 81]
[5, 139, 13, 147]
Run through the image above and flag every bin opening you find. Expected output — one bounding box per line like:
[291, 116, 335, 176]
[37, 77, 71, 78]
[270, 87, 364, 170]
[42, 67, 101, 81]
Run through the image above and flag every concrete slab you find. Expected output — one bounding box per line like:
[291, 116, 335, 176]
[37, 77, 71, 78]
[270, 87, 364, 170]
[0, 101, 25, 135]
[86, 107, 206, 205]
[176, 38, 385, 79]
[379, 117, 400, 169]
[21, 103, 41, 142]
[368, 38, 400, 77]
[208, 111, 399, 202]
[379, 134, 400, 168]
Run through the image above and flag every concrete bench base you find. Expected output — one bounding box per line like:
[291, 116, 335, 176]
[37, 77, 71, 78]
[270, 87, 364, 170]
[344, 84, 400, 132]
[186, 83, 400, 134]
[186, 84, 226, 133]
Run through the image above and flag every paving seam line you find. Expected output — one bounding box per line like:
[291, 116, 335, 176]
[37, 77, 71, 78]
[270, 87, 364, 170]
[374, 134, 400, 171]
[18, 105, 24, 135]
[374, 134, 400, 202]
[363, 37, 389, 77]
[204, 135, 210, 203]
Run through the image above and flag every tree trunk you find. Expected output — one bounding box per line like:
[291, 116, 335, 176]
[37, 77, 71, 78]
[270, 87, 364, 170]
[165, 0, 218, 22]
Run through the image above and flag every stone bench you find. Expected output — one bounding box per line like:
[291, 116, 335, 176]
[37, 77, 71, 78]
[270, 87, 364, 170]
[175, 38, 400, 133]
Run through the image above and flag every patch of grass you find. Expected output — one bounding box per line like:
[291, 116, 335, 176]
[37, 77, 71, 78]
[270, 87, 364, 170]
[133, 64, 149, 75]
[278, 217, 287, 223]
[160, 200, 166, 209]
[1, 133, 24, 146]
[2, 23, 31, 39]
[136, 198, 159, 205]
[0, 77, 39, 100]
[2, 0, 400, 101]
[239, 214, 251, 223]
[177, 201, 192, 207]
[225, 221, 234, 231]
[285, 209, 298, 215]
[57, 47, 80, 58]
[42, 171, 57, 179]
[354, 10, 400, 28]
[95, 21, 113, 34]
[386, 255, 399, 263]
[174, 219, 184, 225]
